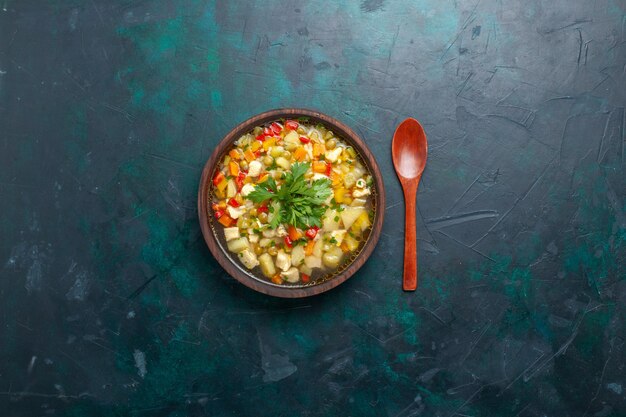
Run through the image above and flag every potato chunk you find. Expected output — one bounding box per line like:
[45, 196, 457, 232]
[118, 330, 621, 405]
[258, 253, 276, 278]
[322, 246, 344, 269]
[227, 237, 249, 254]
[275, 250, 291, 272]
[291, 245, 305, 267]
[340, 208, 365, 230]
[224, 227, 240, 241]
[240, 250, 259, 269]
[248, 160, 263, 177]
[281, 267, 300, 283]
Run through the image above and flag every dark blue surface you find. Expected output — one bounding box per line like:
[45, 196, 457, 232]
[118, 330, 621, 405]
[1, 1, 625, 416]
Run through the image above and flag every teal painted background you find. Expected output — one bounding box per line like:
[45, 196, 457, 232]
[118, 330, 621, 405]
[1, 0, 625, 416]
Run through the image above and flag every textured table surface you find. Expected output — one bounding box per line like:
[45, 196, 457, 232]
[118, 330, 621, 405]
[1, 1, 625, 416]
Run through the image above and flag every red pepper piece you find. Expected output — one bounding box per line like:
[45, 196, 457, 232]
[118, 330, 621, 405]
[228, 198, 240, 207]
[235, 172, 246, 191]
[284, 236, 293, 248]
[214, 209, 225, 219]
[299, 136, 310, 144]
[213, 171, 225, 186]
[305, 228, 317, 240]
[263, 127, 272, 136]
[257, 204, 268, 214]
[301, 273, 310, 283]
[325, 162, 332, 176]
[255, 134, 266, 142]
[270, 122, 283, 135]
[285, 120, 299, 130]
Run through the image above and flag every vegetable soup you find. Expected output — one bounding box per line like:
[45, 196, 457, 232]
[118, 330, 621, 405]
[210, 119, 375, 285]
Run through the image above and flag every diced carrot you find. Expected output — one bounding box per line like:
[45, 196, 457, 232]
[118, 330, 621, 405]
[262, 136, 276, 151]
[313, 143, 325, 157]
[288, 226, 302, 241]
[312, 161, 327, 173]
[304, 240, 316, 256]
[250, 140, 262, 152]
[293, 146, 307, 162]
[340, 241, 350, 253]
[229, 149, 241, 160]
[218, 214, 234, 227]
[229, 161, 240, 176]
[257, 173, 269, 183]
[243, 149, 256, 162]
[271, 274, 283, 284]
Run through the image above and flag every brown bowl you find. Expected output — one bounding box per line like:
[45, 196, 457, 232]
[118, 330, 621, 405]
[198, 109, 385, 298]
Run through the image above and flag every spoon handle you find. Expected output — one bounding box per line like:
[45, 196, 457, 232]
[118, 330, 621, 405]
[402, 182, 418, 291]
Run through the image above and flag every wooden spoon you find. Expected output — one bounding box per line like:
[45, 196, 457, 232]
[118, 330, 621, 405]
[391, 118, 428, 291]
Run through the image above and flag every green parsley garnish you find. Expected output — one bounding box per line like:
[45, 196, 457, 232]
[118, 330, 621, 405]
[248, 162, 332, 229]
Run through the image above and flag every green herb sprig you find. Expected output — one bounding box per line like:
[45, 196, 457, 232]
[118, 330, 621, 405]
[248, 162, 332, 229]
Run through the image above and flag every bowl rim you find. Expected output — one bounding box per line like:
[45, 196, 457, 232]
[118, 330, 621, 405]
[197, 108, 385, 298]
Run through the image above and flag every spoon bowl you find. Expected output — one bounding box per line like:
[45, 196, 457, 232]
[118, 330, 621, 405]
[391, 118, 428, 291]
[392, 118, 428, 179]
